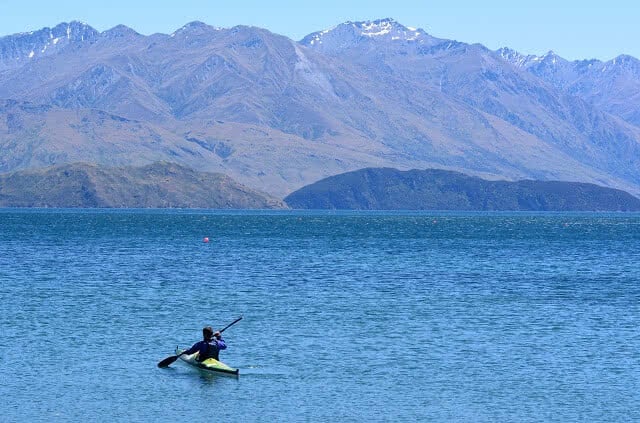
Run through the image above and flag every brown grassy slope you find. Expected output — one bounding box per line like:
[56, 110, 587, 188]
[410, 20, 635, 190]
[0, 161, 286, 208]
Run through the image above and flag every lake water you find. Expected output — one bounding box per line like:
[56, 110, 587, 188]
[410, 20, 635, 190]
[1, 210, 639, 422]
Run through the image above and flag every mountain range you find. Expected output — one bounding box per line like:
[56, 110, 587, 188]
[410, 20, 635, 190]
[1, 19, 639, 199]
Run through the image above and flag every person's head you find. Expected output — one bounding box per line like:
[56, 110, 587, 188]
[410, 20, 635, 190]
[203, 326, 214, 341]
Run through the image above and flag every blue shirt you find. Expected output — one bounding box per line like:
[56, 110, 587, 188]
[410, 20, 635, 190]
[183, 338, 227, 361]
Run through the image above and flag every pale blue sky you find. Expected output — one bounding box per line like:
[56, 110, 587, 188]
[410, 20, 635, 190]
[0, 0, 638, 60]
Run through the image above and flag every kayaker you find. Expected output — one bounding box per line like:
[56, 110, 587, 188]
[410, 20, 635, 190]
[181, 326, 227, 361]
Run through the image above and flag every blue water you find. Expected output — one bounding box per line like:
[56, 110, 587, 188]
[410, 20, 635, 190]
[1, 210, 639, 422]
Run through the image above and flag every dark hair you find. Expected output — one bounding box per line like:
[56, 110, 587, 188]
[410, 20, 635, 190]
[203, 326, 214, 338]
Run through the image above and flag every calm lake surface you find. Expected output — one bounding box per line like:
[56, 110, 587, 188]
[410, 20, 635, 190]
[1, 210, 639, 422]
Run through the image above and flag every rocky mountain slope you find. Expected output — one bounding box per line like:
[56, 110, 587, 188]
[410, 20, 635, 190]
[1, 18, 639, 198]
[284, 168, 640, 211]
[499, 48, 640, 128]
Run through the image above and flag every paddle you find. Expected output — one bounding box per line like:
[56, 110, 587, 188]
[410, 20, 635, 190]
[157, 316, 243, 368]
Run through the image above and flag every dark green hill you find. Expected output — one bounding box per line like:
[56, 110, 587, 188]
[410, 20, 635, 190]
[0, 162, 286, 208]
[284, 168, 640, 211]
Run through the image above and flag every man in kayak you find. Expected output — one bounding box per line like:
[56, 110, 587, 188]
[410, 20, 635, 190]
[181, 326, 227, 361]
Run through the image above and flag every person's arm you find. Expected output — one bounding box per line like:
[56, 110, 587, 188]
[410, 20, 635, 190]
[182, 341, 201, 356]
[214, 332, 227, 350]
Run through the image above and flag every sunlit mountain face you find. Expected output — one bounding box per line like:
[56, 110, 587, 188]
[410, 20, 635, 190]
[1, 19, 639, 198]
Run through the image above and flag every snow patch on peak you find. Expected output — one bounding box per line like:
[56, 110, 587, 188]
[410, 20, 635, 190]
[301, 18, 428, 50]
[498, 47, 570, 69]
[354, 18, 394, 36]
[541, 50, 560, 62]
[527, 51, 557, 64]
[498, 47, 525, 63]
[351, 18, 424, 40]
[497, 47, 537, 67]
[305, 26, 335, 46]
[0, 21, 98, 66]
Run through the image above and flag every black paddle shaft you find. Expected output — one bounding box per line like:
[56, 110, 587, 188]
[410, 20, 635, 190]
[219, 316, 243, 334]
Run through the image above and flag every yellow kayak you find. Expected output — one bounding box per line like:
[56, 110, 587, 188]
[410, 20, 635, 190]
[175, 347, 239, 377]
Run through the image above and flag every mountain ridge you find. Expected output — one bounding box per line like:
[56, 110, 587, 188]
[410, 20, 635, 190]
[1, 18, 639, 199]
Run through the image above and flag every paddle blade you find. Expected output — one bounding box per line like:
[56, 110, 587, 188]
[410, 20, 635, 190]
[157, 355, 179, 368]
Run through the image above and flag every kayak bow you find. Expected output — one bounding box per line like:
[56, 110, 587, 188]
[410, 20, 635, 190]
[175, 347, 239, 377]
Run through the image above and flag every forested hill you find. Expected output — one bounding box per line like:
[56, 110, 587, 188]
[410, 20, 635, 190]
[284, 168, 640, 211]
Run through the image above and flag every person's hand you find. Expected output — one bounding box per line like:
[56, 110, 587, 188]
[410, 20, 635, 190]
[214, 331, 221, 339]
